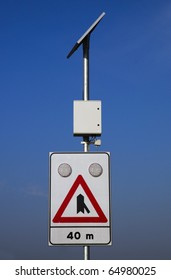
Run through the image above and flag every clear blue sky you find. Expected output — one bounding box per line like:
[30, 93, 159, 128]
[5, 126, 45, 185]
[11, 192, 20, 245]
[0, 0, 171, 260]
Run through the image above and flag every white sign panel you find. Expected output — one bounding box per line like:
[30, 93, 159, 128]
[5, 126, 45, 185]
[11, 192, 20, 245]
[49, 152, 111, 245]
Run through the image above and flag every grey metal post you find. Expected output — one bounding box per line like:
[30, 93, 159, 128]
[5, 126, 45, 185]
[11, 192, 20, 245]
[83, 36, 90, 260]
[66, 12, 105, 261]
[83, 36, 90, 101]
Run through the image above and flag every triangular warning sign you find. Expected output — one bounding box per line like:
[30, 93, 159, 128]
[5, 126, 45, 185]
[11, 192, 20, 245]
[53, 175, 107, 223]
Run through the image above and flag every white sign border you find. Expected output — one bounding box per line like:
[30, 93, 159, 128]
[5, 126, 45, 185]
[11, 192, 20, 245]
[49, 152, 112, 246]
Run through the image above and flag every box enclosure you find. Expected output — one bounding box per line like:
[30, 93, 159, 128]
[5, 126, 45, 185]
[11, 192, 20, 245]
[73, 100, 102, 136]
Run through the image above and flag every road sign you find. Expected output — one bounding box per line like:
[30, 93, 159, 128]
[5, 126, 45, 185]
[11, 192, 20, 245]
[49, 152, 111, 245]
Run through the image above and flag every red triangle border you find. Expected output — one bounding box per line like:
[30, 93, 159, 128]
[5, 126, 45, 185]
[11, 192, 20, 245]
[53, 175, 107, 223]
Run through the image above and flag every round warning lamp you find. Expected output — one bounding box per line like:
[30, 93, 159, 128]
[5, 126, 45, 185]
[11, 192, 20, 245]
[89, 163, 103, 177]
[58, 163, 72, 177]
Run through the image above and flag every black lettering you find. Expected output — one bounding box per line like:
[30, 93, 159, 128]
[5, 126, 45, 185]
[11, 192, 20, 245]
[15, 269, 19, 275]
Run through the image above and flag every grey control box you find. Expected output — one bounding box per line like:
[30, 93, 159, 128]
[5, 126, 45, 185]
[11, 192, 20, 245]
[73, 100, 102, 136]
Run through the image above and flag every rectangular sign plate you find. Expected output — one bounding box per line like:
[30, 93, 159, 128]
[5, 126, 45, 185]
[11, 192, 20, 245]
[49, 152, 111, 245]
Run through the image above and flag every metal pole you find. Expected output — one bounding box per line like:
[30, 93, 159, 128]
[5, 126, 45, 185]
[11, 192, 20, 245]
[83, 137, 90, 260]
[83, 36, 90, 260]
[83, 36, 90, 101]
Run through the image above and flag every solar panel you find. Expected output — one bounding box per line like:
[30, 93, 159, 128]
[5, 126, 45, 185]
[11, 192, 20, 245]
[67, 12, 105, 59]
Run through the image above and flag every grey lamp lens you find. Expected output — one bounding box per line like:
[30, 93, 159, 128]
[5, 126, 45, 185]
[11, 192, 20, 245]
[58, 163, 72, 177]
[89, 163, 103, 177]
